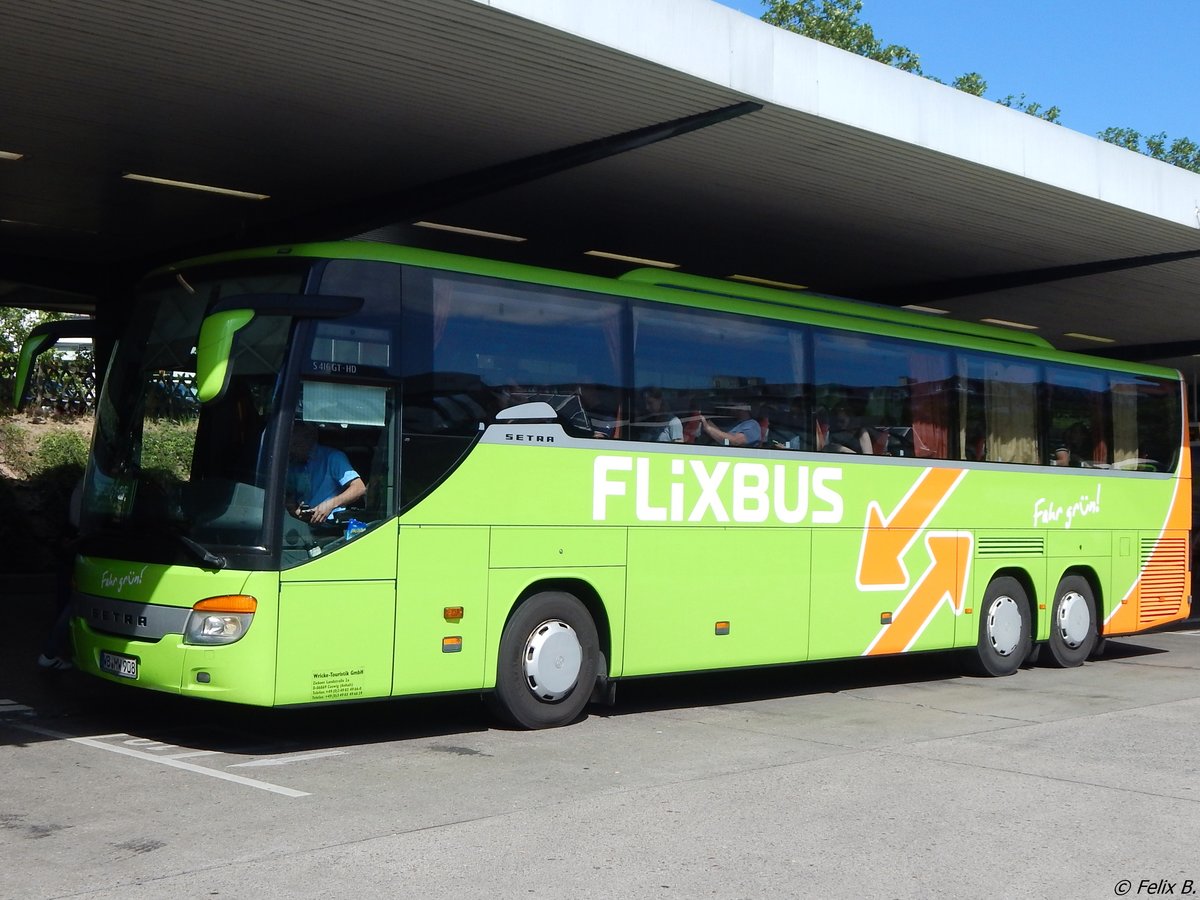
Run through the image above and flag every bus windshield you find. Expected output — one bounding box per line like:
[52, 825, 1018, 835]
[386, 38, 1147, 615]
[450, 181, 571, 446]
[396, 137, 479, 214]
[80, 261, 310, 568]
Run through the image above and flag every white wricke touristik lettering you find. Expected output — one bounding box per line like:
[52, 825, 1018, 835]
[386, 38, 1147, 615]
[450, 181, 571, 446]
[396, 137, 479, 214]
[593, 456, 844, 524]
[1032, 483, 1102, 529]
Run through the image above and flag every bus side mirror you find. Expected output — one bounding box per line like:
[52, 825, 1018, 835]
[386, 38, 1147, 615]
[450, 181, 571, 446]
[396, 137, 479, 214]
[195, 309, 255, 403]
[13, 319, 95, 411]
[194, 293, 364, 404]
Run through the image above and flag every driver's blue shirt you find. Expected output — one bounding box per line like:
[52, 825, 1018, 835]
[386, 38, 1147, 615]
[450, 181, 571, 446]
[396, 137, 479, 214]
[288, 445, 360, 518]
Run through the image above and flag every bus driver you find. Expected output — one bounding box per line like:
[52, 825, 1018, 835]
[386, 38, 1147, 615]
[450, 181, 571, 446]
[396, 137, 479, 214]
[287, 422, 366, 525]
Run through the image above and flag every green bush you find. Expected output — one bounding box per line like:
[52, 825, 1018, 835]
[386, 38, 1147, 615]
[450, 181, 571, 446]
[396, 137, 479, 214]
[0, 426, 84, 572]
[0, 419, 199, 572]
[143, 420, 196, 481]
[33, 429, 89, 473]
[0, 422, 30, 476]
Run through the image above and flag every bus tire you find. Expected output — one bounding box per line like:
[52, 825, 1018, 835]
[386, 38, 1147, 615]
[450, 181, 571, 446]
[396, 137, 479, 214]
[1043, 575, 1097, 667]
[967, 576, 1032, 676]
[488, 591, 599, 729]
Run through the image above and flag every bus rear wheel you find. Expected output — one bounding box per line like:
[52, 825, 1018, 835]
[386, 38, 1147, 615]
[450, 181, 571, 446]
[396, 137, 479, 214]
[1042, 575, 1097, 667]
[488, 591, 599, 729]
[967, 576, 1032, 676]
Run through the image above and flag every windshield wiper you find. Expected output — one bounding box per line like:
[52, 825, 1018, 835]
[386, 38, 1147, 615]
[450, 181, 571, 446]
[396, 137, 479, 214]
[177, 535, 228, 570]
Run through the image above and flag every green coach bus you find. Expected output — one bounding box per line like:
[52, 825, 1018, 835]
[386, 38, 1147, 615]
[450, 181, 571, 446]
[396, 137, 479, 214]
[68, 242, 1191, 727]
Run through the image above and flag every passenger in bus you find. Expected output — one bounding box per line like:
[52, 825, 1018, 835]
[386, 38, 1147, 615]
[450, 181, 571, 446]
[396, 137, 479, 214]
[770, 396, 810, 450]
[1065, 421, 1093, 465]
[824, 403, 873, 454]
[964, 426, 986, 461]
[577, 382, 619, 438]
[637, 387, 683, 442]
[755, 403, 773, 447]
[1050, 422, 1092, 466]
[699, 402, 761, 448]
[287, 422, 367, 525]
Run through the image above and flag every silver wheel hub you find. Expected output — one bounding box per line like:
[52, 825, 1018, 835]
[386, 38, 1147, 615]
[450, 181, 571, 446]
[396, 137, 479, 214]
[523, 619, 583, 701]
[1057, 591, 1090, 648]
[986, 596, 1022, 656]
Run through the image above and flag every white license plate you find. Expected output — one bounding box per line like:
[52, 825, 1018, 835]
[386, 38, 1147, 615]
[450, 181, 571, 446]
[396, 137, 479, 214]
[99, 650, 138, 680]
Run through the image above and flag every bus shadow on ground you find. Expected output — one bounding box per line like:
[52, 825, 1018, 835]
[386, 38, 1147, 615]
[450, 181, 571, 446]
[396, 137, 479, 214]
[594, 651, 964, 720]
[1093, 639, 1168, 661]
[592, 639, 1169, 720]
[0, 631, 1176, 751]
[1, 669, 492, 753]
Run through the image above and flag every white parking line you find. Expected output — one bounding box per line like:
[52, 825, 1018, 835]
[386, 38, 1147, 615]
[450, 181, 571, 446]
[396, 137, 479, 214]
[164, 749, 221, 759]
[8, 723, 310, 798]
[0, 699, 33, 715]
[228, 750, 347, 768]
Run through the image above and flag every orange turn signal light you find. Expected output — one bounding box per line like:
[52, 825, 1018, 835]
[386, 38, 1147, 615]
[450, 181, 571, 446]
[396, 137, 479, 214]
[443, 606, 464, 621]
[194, 595, 258, 614]
[715, 621, 730, 635]
[880, 612, 893, 625]
[442, 636, 463, 653]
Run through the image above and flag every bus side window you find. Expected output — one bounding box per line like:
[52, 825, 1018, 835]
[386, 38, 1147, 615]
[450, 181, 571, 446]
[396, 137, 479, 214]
[959, 355, 1039, 465]
[813, 333, 951, 459]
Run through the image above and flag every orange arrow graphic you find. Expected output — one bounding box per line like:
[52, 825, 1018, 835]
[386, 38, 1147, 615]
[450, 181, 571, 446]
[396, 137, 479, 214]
[857, 467, 966, 590]
[865, 532, 972, 656]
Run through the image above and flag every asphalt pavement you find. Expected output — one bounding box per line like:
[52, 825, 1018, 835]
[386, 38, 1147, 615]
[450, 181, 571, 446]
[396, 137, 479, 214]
[3, 578, 1199, 899]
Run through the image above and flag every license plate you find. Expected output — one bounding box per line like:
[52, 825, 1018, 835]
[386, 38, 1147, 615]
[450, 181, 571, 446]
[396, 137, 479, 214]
[99, 650, 138, 680]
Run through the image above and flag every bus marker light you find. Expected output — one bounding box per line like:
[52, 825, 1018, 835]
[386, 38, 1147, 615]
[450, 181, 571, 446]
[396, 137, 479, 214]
[1039, 603, 1047, 610]
[964, 608, 973, 615]
[443, 607, 464, 621]
[195, 595, 258, 614]
[880, 612, 893, 625]
[715, 621, 730, 635]
[442, 637, 463, 653]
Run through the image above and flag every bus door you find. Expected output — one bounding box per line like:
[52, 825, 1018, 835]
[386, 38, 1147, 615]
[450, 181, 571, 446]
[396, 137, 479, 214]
[274, 339, 401, 704]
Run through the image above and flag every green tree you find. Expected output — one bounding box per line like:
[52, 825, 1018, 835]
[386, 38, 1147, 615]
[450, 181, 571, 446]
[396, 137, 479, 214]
[1097, 127, 1200, 173]
[760, 0, 1200, 167]
[998, 93, 1062, 124]
[951, 72, 987, 97]
[760, 2, 1054, 118]
[0, 307, 62, 410]
[762, 0, 924, 73]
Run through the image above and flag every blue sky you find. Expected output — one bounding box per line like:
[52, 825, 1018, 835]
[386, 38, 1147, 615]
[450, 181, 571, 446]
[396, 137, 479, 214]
[716, 0, 1198, 142]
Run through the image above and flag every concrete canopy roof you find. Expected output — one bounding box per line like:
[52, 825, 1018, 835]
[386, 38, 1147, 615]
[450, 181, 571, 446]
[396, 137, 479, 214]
[3, 0, 1200, 369]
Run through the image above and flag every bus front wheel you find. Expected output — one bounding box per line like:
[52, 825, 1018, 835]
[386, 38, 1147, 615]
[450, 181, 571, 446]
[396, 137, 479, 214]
[967, 576, 1032, 676]
[488, 591, 599, 729]
[1042, 575, 1097, 667]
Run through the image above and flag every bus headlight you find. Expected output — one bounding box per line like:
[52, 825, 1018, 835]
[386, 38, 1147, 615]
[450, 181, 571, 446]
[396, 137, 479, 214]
[184, 595, 257, 645]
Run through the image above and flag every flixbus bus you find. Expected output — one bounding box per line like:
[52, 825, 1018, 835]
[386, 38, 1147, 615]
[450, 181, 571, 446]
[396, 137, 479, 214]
[66, 242, 1190, 728]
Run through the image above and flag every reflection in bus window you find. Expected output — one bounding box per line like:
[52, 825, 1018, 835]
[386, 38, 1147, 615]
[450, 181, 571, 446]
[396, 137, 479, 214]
[814, 331, 951, 458]
[1111, 374, 1180, 472]
[631, 305, 803, 448]
[398, 270, 625, 506]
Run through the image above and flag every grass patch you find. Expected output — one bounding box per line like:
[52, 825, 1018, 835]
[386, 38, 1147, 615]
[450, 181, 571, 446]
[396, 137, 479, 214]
[33, 429, 89, 473]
